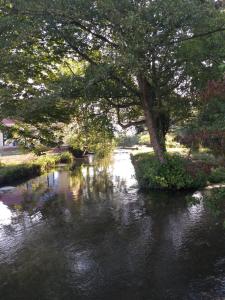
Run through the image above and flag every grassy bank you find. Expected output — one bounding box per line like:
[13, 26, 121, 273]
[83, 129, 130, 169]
[0, 152, 73, 186]
[132, 152, 225, 190]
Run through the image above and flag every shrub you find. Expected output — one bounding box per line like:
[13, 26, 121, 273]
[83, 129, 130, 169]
[58, 151, 73, 163]
[209, 167, 225, 184]
[0, 153, 73, 187]
[166, 134, 183, 149]
[33, 144, 49, 156]
[204, 188, 225, 217]
[138, 133, 151, 146]
[34, 155, 58, 173]
[68, 147, 86, 158]
[0, 164, 41, 186]
[132, 153, 207, 190]
[191, 152, 216, 163]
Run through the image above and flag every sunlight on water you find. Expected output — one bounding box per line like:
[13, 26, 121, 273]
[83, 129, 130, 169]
[0, 202, 12, 226]
[111, 151, 137, 188]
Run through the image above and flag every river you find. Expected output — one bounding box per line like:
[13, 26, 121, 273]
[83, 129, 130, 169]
[0, 150, 225, 300]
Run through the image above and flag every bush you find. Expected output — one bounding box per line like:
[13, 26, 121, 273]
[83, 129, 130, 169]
[58, 151, 73, 163]
[166, 134, 183, 149]
[132, 153, 207, 190]
[68, 147, 86, 158]
[138, 133, 151, 146]
[0, 153, 74, 187]
[209, 167, 225, 184]
[34, 155, 58, 173]
[33, 144, 49, 156]
[204, 188, 225, 217]
[0, 164, 41, 186]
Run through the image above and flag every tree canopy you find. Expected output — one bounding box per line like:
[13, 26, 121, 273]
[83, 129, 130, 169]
[0, 0, 224, 161]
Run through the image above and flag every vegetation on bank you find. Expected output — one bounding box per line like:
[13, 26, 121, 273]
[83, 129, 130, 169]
[204, 188, 225, 218]
[116, 132, 151, 148]
[0, 152, 73, 186]
[0, 1, 224, 193]
[1, 1, 224, 165]
[187, 187, 225, 227]
[65, 119, 115, 159]
[132, 152, 225, 190]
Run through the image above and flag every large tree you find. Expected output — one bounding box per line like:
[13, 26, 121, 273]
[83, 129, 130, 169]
[1, 0, 225, 162]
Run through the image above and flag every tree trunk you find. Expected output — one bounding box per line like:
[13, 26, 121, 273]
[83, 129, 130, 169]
[137, 75, 166, 164]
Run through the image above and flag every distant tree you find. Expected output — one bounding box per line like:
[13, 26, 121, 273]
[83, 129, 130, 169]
[177, 78, 225, 157]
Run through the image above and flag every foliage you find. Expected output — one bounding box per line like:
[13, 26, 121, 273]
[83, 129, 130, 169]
[116, 132, 151, 147]
[132, 153, 207, 190]
[33, 155, 59, 173]
[209, 167, 225, 184]
[0, 0, 224, 161]
[204, 188, 225, 217]
[66, 115, 115, 158]
[166, 134, 183, 149]
[191, 151, 216, 163]
[0, 163, 41, 186]
[0, 152, 74, 186]
[138, 133, 151, 146]
[177, 80, 225, 157]
[58, 151, 73, 164]
[116, 134, 139, 147]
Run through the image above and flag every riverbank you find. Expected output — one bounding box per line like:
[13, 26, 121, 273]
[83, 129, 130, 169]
[132, 151, 225, 190]
[0, 152, 73, 187]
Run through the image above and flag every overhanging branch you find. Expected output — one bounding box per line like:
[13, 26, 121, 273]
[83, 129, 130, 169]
[116, 108, 145, 129]
[171, 27, 225, 44]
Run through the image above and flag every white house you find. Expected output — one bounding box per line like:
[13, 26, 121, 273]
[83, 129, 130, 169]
[0, 119, 17, 148]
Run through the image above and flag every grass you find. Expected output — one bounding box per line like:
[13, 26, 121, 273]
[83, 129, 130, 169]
[0, 152, 74, 186]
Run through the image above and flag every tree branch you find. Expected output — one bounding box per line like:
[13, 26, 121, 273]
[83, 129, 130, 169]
[105, 97, 140, 108]
[53, 25, 97, 65]
[61, 19, 118, 48]
[116, 108, 145, 129]
[171, 27, 225, 45]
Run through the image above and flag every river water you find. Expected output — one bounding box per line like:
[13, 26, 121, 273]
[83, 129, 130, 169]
[0, 150, 225, 300]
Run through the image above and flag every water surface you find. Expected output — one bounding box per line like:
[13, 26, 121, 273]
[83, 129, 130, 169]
[0, 150, 225, 300]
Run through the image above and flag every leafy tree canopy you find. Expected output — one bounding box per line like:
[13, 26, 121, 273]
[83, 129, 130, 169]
[0, 0, 224, 161]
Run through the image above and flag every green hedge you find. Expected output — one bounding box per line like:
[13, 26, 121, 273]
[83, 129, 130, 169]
[131, 153, 207, 190]
[0, 164, 41, 186]
[0, 152, 73, 186]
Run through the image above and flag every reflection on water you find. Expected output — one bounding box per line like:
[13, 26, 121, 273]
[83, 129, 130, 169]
[0, 150, 225, 300]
